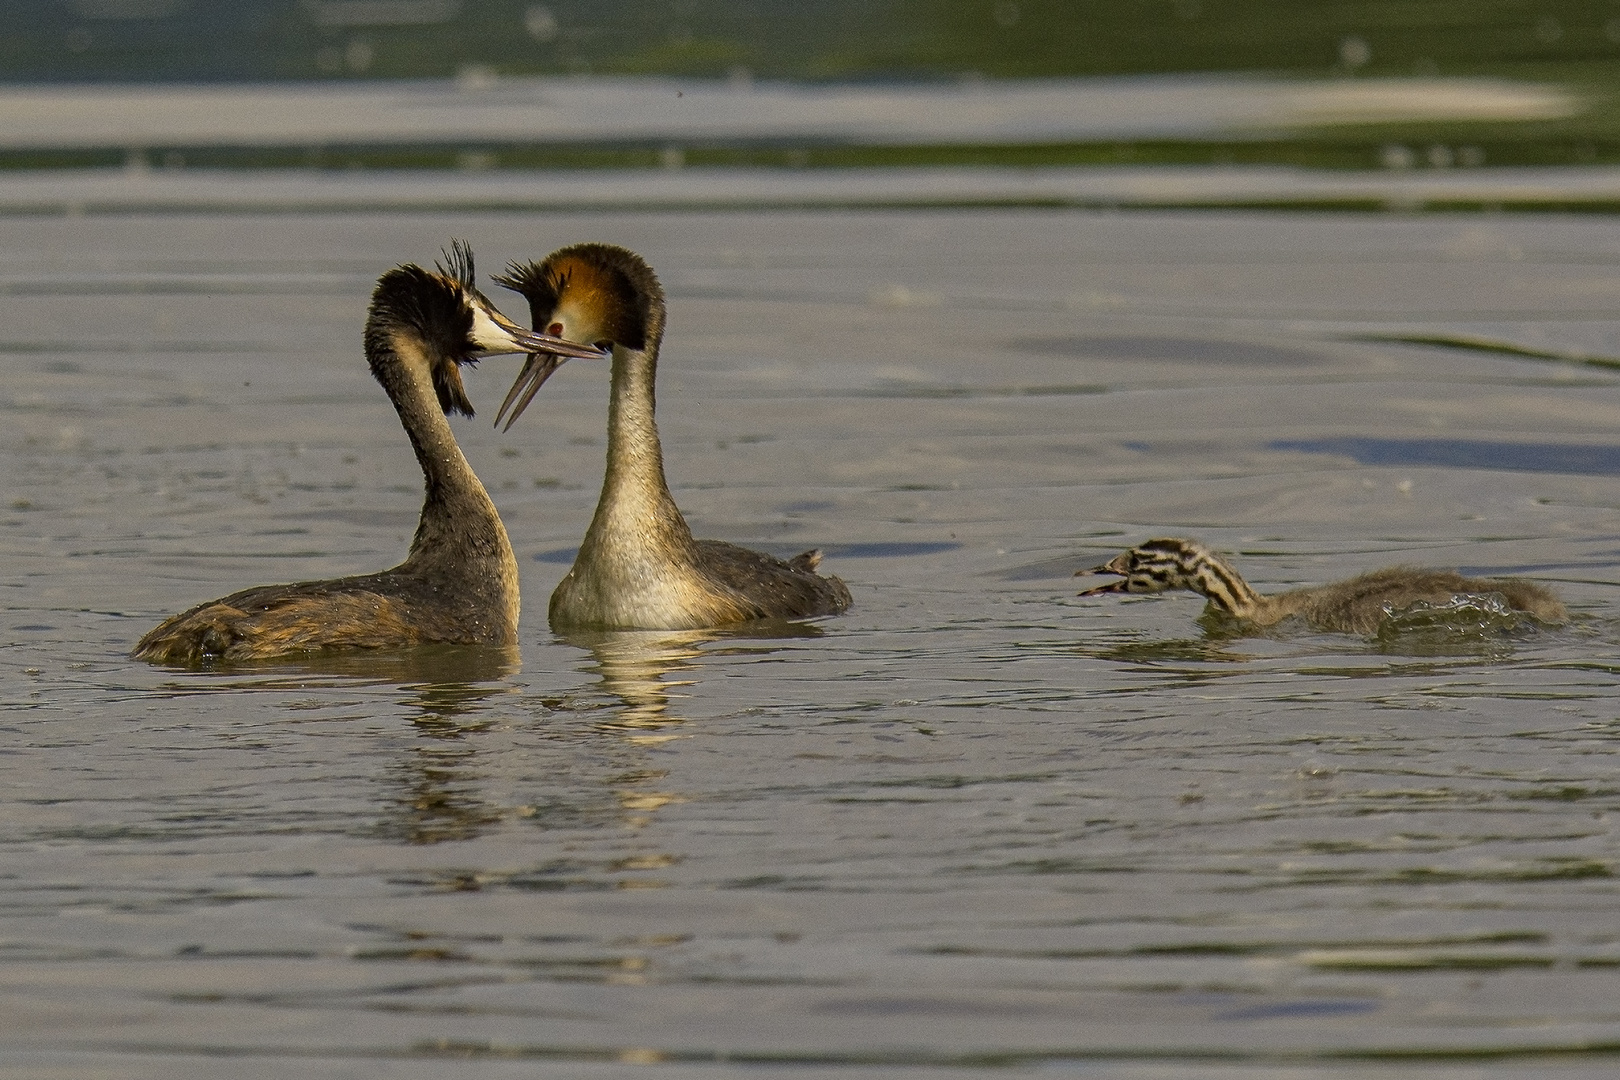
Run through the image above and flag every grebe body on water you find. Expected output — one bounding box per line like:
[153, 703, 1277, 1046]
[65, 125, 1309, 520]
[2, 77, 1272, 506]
[491, 243, 851, 631]
[133, 243, 603, 664]
[1077, 537, 1566, 634]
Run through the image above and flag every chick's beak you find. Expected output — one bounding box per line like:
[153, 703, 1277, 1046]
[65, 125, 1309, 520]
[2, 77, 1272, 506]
[1074, 553, 1132, 597]
[1076, 578, 1131, 597]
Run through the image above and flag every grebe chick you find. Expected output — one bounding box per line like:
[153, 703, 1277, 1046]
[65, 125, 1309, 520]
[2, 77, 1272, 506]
[133, 243, 603, 664]
[1077, 537, 1566, 634]
[490, 242, 852, 630]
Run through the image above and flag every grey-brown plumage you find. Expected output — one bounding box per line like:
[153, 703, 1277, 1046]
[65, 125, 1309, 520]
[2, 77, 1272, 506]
[491, 243, 852, 630]
[1076, 537, 1566, 634]
[133, 242, 600, 664]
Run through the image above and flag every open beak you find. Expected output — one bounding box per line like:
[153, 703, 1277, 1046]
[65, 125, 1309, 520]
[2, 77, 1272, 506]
[1074, 553, 1132, 596]
[484, 309, 609, 431]
[494, 351, 568, 432]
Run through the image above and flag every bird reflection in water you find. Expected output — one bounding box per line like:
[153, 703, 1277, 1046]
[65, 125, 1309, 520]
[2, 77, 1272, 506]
[561, 628, 712, 839]
[386, 645, 522, 845]
[240, 627, 822, 882]
[256, 644, 523, 846]
[566, 628, 708, 738]
[562, 621, 824, 832]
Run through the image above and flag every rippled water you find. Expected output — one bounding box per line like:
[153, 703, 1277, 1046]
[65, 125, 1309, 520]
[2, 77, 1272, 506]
[3, 206, 1620, 1077]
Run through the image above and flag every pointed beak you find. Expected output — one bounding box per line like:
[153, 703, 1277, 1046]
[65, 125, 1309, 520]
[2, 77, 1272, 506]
[482, 307, 609, 431]
[506, 322, 607, 361]
[494, 351, 568, 432]
[1075, 553, 1132, 596]
[475, 305, 606, 361]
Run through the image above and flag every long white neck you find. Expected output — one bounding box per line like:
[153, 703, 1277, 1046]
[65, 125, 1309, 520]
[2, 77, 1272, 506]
[581, 340, 694, 557]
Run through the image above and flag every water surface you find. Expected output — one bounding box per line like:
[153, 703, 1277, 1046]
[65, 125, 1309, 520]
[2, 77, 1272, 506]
[1, 207, 1618, 1077]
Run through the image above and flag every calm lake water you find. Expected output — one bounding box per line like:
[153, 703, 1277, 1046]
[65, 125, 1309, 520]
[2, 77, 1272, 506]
[2, 205, 1619, 1078]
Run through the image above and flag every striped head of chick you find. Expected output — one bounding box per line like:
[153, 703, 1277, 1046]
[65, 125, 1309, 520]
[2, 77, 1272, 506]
[1077, 538, 1261, 617]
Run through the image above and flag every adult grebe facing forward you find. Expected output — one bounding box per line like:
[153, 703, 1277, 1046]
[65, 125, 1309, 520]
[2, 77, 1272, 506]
[491, 243, 852, 631]
[133, 243, 603, 664]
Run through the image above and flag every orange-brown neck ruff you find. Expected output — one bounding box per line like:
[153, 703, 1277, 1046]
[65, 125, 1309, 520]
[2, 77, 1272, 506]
[540, 254, 652, 351]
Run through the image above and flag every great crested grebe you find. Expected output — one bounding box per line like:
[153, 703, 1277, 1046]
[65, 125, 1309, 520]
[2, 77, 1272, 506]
[133, 242, 604, 664]
[1077, 537, 1566, 634]
[488, 242, 852, 630]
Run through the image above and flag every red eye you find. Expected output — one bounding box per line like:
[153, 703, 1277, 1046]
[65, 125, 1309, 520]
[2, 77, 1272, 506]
[547, 322, 564, 336]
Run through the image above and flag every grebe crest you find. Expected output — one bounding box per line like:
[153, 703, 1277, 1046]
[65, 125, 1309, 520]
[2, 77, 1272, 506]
[495, 245, 658, 351]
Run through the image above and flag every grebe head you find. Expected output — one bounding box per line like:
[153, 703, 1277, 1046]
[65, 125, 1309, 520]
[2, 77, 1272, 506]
[491, 243, 660, 429]
[366, 240, 606, 416]
[1075, 538, 1208, 596]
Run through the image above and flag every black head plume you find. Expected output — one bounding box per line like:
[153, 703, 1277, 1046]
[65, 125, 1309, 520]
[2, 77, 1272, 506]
[493, 259, 563, 330]
[366, 260, 479, 417]
[437, 239, 477, 292]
